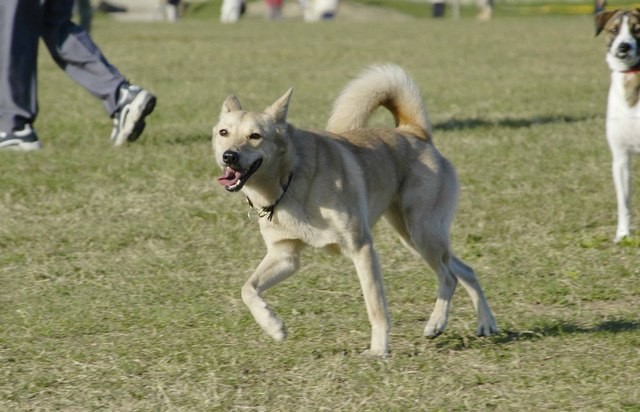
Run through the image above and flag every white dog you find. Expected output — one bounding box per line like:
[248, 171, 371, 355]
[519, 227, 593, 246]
[596, 9, 640, 242]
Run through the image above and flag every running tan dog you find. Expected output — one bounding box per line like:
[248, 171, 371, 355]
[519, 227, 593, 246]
[596, 9, 640, 242]
[212, 64, 498, 356]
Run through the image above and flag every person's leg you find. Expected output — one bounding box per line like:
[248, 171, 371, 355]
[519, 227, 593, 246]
[166, 0, 180, 22]
[41, 0, 156, 145]
[42, 0, 124, 116]
[76, 0, 93, 32]
[0, 0, 42, 133]
[0, 0, 43, 149]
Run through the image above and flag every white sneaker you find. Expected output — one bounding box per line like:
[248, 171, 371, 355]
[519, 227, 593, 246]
[0, 125, 43, 151]
[110, 83, 157, 146]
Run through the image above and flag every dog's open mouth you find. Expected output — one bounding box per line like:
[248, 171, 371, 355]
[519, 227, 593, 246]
[217, 159, 262, 192]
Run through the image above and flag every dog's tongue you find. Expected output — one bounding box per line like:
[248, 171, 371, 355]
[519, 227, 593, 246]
[218, 167, 241, 187]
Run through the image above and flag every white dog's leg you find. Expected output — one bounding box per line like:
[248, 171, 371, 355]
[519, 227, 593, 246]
[450, 256, 498, 336]
[241, 242, 300, 341]
[612, 152, 632, 242]
[350, 242, 390, 357]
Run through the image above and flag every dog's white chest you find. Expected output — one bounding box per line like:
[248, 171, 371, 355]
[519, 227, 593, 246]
[607, 72, 640, 153]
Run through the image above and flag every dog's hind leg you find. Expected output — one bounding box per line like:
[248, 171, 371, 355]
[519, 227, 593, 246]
[449, 256, 498, 336]
[420, 247, 458, 338]
[388, 211, 497, 338]
[241, 240, 302, 341]
[384, 208, 457, 338]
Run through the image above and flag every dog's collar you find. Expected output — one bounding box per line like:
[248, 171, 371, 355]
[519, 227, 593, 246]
[246, 173, 293, 222]
[622, 62, 640, 73]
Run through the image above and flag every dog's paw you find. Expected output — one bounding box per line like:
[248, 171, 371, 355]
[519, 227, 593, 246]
[614, 233, 630, 243]
[270, 327, 287, 341]
[262, 316, 287, 341]
[476, 320, 499, 337]
[424, 317, 447, 338]
[474, 306, 498, 337]
[361, 348, 389, 358]
[252, 304, 288, 341]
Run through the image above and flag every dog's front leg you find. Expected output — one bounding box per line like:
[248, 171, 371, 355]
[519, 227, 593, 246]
[241, 241, 301, 341]
[612, 151, 632, 242]
[350, 241, 391, 357]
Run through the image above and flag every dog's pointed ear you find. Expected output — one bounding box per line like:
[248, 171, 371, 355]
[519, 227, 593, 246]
[595, 10, 617, 36]
[221, 95, 242, 114]
[265, 88, 293, 124]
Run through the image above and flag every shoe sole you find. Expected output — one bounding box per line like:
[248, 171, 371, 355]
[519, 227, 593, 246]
[112, 91, 157, 147]
[0, 139, 42, 151]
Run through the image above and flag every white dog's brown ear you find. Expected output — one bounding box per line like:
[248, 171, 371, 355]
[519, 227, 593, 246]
[221, 95, 242, 114]
[595, 10, 618, 36]
[265, 88, 293, 124]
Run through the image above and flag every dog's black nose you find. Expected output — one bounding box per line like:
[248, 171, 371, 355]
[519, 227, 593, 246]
[618, 42, 632, 53]
[223, 150, 239, 165]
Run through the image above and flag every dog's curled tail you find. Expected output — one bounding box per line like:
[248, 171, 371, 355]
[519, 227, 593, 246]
[326, 64, 431, 139]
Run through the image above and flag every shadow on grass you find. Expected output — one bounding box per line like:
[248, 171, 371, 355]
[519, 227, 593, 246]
[160, 116, 598, 144]
[431, 319, 639, 352]
[433, 114, 601, 132]
[495, 319, 639, 344]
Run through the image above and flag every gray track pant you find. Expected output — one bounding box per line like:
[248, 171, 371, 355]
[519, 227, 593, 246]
[0, 0, 126, 132]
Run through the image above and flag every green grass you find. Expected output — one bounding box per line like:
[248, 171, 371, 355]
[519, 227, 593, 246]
[2, 11, 640, 411]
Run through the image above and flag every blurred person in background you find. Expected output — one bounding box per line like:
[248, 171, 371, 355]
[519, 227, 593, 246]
[166, 0, 181, 22]
[0, 0, 156, 151]
[430, 0, 446, 18]
[221, 0, 246, 23]
[265, 0, 283, 20]
[477, 0, 493, 20]
[301, 0, 339, 21]
[594, 0, 606, 14]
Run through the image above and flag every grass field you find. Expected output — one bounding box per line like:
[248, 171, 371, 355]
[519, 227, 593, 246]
[2, 6, 640, 411]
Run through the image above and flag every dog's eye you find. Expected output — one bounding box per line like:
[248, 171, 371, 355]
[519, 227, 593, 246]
[249, 133, 262, 140]
[219, 129, 228, 137]
[610, 27, 619, 35]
